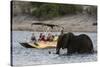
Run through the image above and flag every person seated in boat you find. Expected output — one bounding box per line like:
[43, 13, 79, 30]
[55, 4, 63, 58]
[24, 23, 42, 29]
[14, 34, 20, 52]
[46, 33, 54, 42]
[46, 33, 51, 41]
[38, 33, 46, 41]
[31, 33, 38, 46]
[51, 35, 54, 42]
[38, 33, 43, 41]
[41, 35, 46, 41]
[31, 33, 37, 42]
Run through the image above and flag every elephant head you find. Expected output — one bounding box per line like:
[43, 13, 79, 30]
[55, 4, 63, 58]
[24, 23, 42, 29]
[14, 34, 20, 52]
[56, 32, 74, 54]
[61, 32, 74, 49]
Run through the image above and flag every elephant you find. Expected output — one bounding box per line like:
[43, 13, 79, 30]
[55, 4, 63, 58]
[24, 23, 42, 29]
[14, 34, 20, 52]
[56, 32, 94, 55]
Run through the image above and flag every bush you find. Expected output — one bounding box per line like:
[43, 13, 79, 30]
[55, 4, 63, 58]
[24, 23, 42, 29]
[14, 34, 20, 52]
[85, 6, 97, 16]
[31, 3, 83, 20]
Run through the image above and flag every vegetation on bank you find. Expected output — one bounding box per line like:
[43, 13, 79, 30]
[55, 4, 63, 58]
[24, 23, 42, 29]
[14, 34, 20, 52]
[30, 2, 83, 20]
[12, 1, 97, 20]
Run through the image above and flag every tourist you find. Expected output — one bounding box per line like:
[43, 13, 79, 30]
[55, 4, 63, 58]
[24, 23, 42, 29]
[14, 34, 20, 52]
[31, 33, 37, 42]
[38, 33, 46, 41]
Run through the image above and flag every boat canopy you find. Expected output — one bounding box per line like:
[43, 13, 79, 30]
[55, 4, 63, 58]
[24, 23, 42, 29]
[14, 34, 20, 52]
[31, 23, 64, 29]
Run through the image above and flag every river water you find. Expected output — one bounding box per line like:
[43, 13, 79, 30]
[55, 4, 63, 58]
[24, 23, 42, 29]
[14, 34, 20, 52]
[12, 31, 97, 66]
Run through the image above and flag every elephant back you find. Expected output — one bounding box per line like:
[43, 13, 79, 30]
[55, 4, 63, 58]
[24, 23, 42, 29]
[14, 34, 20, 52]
[78, 34, 94, 53]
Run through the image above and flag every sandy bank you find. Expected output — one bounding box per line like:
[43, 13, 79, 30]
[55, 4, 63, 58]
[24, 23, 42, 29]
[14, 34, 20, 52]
[12, 14, 97, 32]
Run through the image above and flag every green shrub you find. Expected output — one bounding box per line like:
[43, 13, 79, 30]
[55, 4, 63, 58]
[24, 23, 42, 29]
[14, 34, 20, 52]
[31, 3, 84, 20]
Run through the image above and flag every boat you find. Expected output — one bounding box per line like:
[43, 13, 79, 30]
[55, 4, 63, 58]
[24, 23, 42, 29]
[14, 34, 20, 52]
[19, 41, 57, 48]
[19, 22, 63, 48]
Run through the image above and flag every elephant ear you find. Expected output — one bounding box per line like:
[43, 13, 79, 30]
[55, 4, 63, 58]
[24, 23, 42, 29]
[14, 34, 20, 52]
[62, 33, 70, 49]
[62, 32, 74, 49]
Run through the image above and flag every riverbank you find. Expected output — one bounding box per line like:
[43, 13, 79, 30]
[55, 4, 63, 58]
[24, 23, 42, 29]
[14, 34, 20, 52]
[12, 14, 97, 32]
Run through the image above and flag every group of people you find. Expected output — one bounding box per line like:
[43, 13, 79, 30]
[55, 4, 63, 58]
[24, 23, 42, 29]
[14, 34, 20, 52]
[31, 33, 58, 42]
